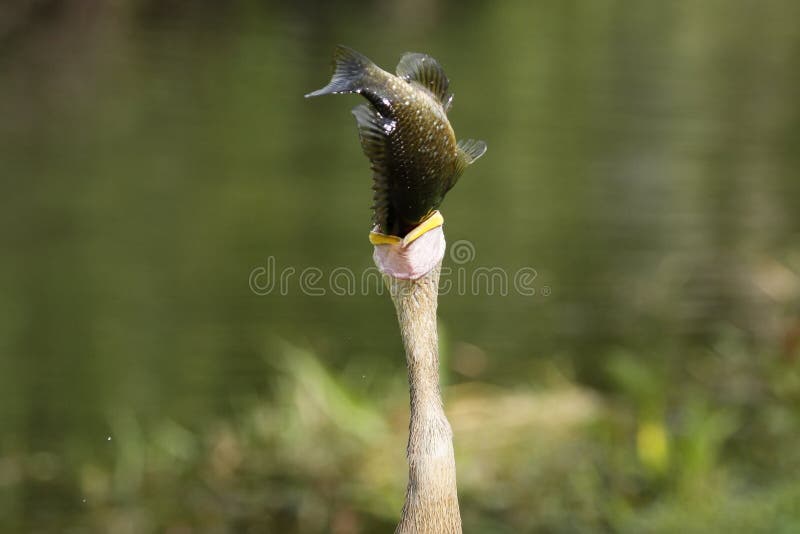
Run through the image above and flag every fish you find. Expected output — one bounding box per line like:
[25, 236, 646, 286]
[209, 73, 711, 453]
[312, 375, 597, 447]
[306, 45, 486, 237]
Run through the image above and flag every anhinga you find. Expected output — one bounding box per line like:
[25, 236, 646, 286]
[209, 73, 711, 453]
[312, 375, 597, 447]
[307, 45, 486, 533]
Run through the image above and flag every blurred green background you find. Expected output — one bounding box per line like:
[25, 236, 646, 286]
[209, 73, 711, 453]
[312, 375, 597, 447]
[2, 0, 800, 532]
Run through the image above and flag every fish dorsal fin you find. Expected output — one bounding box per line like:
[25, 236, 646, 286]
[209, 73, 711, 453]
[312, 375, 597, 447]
[351, 104, 394, 231]
[443, 93, 454, 113]
[451, 139, 487, 190]
[396, 52, 452, 106]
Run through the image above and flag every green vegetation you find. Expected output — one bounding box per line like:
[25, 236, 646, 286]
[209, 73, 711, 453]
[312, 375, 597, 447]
[3, 337, 800, 532]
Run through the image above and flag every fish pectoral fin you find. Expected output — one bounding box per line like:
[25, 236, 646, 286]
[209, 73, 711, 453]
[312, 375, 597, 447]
[305, 45, 374, 98]
[457, 138, 487, 167]
[395, 52, 452, 107]
[352, 104, 393, 230]
[450, 139, 487, 190]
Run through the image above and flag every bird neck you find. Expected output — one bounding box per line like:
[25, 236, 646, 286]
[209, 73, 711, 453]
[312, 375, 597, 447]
[387, 264, 462, 534]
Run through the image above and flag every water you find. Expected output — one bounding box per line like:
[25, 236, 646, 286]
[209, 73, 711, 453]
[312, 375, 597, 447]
[1, 1, 799, 531]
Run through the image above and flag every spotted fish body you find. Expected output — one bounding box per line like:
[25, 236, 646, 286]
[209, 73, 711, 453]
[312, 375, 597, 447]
[306, 46, 486, 237]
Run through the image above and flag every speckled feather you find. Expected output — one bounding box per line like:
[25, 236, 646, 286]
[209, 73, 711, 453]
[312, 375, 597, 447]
[306, 46, 486, 237]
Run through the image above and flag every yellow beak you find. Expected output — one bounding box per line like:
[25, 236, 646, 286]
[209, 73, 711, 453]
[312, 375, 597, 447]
[369, 211, 444, 247]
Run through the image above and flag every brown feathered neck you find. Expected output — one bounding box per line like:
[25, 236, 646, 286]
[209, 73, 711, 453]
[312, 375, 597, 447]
[385, 264, 462, 534]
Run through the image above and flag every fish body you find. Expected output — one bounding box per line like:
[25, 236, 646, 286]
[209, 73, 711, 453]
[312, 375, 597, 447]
[306, 46, 486, 237]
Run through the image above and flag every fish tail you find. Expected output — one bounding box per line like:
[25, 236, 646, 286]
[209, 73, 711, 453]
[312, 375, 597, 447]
[305, 45, 376, 98]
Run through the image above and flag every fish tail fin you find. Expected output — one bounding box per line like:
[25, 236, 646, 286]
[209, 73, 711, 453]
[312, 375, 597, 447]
[305, 45, 376, 98]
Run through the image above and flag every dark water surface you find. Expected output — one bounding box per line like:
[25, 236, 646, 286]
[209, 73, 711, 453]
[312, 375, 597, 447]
[1, 1, 799, 531]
